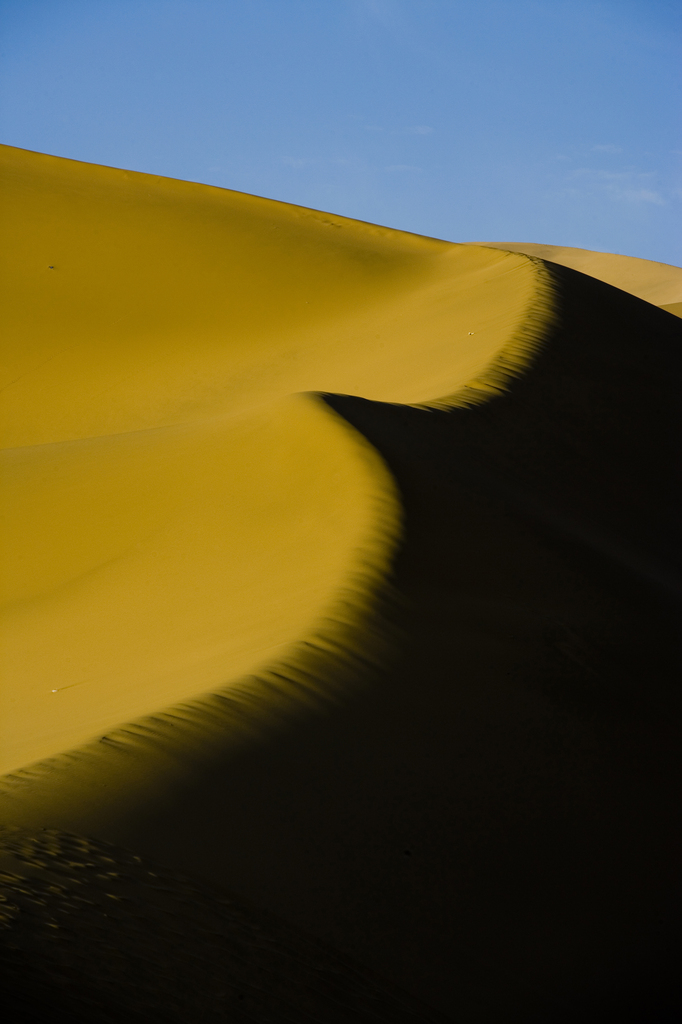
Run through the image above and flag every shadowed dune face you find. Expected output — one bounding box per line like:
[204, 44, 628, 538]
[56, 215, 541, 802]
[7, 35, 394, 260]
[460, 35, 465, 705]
[0, 827, 447, 1023]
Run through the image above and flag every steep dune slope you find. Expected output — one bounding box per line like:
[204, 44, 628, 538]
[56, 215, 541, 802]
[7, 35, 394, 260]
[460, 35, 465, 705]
[1, 146, 681, 1023]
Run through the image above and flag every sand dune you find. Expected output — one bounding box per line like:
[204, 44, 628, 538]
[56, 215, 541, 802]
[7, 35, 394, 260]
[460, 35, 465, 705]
[1, 144, 553, 778]
[3, 145, 551, 452]
[1, 145, 681, 1022]
[1, 396, 402, 774]
[475, 241, 682, 312]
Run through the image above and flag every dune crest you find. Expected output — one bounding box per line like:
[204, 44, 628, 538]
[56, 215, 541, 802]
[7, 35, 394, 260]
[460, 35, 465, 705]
[475, 240, 682, 312]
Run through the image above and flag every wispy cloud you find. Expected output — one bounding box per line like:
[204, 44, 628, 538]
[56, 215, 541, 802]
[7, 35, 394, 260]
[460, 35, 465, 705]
[385, 164, 422, 172]
[592, 144, 622, 154]
[282, 157, 309, 169]
[406, 125, 433, 135]
[614, 188, 664, 205]
[571, 168, 654, 182]
[358, 0, 404, 31]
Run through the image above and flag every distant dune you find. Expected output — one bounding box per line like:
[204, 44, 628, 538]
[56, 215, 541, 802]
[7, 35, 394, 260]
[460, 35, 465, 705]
[1, 145, 680, 1023]
[475, 240, 682, 313]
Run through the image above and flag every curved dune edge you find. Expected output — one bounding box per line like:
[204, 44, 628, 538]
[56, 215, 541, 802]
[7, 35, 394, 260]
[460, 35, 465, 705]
[420, 254, 555, 410]
[0, 395, 403, 795]
[473, 241, 682, 312]
[0, 146, 556, 804]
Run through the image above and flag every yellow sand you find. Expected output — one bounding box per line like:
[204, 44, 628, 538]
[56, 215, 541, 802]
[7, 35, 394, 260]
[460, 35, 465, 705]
[1, 145, 550, 776]
[474, 242, 682, 312]
[1, 397, 402, 773]
[2, 147, 547, 451]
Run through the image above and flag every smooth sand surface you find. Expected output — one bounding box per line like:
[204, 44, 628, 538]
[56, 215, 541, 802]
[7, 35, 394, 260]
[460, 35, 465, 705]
[1, 397, 400, 774]
[475, 241, 682, 312]
[3, 146, 549, 452]
[2, 146, 681, 1022]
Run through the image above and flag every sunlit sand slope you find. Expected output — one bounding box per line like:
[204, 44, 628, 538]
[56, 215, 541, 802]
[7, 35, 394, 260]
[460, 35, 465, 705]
[1, 143, 552, 776]
[1, 396, 400, 775]
[2, 145, 551, 451]
[475, 241, 682, 313]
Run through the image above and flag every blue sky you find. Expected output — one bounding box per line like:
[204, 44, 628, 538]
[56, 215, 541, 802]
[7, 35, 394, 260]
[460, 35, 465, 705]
[1, 0, 680, 264]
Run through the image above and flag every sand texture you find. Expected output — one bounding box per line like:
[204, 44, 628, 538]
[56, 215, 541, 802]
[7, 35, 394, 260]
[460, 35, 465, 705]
[1, 145, 681, 1022]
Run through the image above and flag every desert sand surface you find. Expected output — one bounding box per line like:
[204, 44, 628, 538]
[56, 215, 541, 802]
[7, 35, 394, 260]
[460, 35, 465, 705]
[1, 144, 552, 778]
[475, 241, 682, 312]
[1, 145, 681, 1023]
